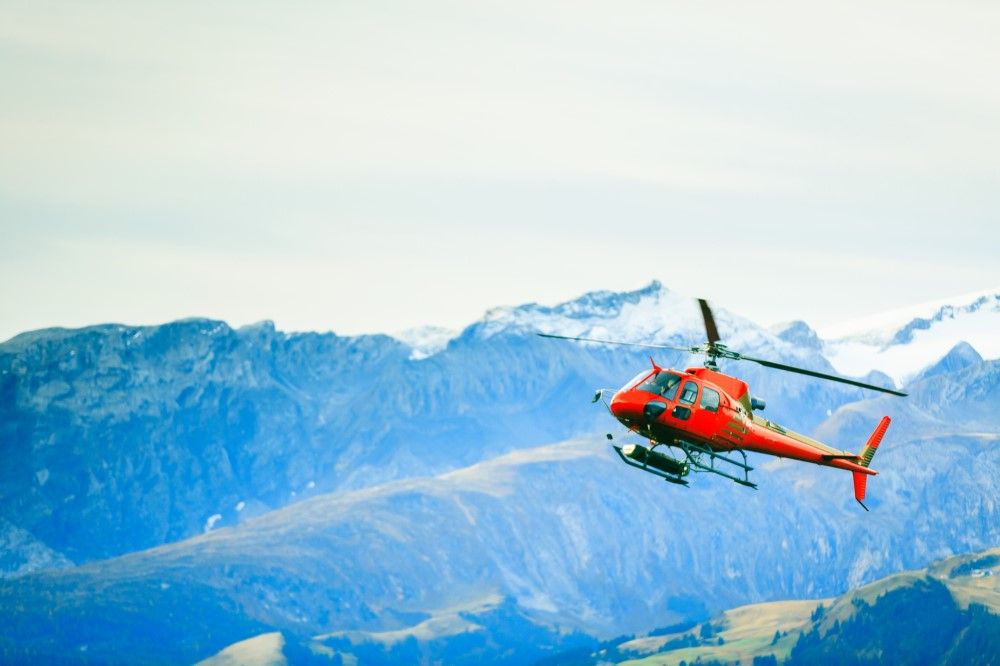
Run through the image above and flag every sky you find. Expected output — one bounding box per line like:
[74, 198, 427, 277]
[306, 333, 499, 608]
[2, 1, 999, 342]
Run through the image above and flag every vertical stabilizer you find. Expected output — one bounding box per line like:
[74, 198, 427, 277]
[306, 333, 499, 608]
[853, 472, 869, 511]
[859, 416, 891, 468]
[854, 416, 891, 511]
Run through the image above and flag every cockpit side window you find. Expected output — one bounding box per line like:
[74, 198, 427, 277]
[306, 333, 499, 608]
[701, 387, 721, 412]
[637, 372, 683, 400]
[660, 375, 682, 400]
[678, 381, 699, 405]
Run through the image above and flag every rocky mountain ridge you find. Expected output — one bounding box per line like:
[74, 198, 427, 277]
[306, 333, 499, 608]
[1, 283, 894, 565]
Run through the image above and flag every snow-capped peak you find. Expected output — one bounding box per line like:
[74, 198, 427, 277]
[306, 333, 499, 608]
[392, 326, 458, 361]
[465, 281, 817, 368]
[471, 281, 707, 344]
[817, 287, 1000, 343]
[820, 288, 1000, 385]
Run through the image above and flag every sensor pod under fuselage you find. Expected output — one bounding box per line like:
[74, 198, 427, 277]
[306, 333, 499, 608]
[621, 443, 689, 477]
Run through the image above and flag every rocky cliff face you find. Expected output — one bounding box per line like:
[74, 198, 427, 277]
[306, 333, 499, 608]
[1, 318, 410, 561]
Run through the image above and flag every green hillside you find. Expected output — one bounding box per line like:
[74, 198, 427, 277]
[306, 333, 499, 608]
[603, 547, 1000, 665]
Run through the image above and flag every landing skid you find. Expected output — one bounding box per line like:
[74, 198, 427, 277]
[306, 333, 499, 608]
[613, 439, 757, 489]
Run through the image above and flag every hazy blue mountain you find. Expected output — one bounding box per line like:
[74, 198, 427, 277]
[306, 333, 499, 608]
[770, 320, 823, 352]
[0, 283, 878, 565]
[1, 318, 410, 563]
[2, 283, 999, 664]
[815, 353, 1000, 447]
[912, 341, 984, 382]
[2, 354, 998, 664]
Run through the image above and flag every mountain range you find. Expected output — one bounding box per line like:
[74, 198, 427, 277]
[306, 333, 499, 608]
[1, 282, 998, 663]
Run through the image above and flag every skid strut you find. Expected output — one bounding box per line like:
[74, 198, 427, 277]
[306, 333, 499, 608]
[667, 439, 757, 489]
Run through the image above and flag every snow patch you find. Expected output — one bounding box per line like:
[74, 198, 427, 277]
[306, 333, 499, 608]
[200, 632, 286, 665]
[816, 287, 1000, 341]
[392, 326, 458, 360]
[203, 513, 222, 533]
[472, 281, 804, 367]
[822, 291, 1000, 384]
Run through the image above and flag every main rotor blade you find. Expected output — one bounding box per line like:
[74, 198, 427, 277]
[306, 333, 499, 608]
[536, 333, 699, 354]
[698, 299, 721, 344]
[736, 353, 908, 396]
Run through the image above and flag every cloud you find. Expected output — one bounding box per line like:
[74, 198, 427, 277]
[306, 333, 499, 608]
[1, 1, 999, 338]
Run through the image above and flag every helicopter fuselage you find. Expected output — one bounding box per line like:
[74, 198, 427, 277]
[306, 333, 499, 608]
[609, 365, 876, 476]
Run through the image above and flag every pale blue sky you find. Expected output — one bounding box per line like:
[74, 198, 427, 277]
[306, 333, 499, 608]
[2, 1, 999, 341]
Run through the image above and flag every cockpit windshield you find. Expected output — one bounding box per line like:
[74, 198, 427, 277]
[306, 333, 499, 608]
[620, 370, 654, 392]
[636, 371, 683, 400]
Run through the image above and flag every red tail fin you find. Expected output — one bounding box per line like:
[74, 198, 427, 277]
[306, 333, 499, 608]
[853, 472, 869, 510]
[854, 416, 891, 511]
[859, 416, 890, 468]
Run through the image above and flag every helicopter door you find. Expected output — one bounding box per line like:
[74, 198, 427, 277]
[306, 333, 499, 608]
[689, 386, 724, 444]
[673, 381, 722, 442]
[671, 380, 699, 421]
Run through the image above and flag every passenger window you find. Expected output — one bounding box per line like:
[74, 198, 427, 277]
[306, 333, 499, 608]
[678, 381, 699, 405]
[701, 388, 720, 412]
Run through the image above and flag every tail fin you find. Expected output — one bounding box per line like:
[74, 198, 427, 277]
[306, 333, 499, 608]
[853, 416, 891, 511]
[858, 416, 890, 469]
[852, 473, 869, 510]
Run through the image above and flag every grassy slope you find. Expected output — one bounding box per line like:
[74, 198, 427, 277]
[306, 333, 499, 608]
[616, 547, 1000, 665]
[617, 600, 823, 666]
[195, 632, 287, 666]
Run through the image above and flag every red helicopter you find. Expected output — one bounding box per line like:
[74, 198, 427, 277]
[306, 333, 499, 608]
[539, 299, 906, 510]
